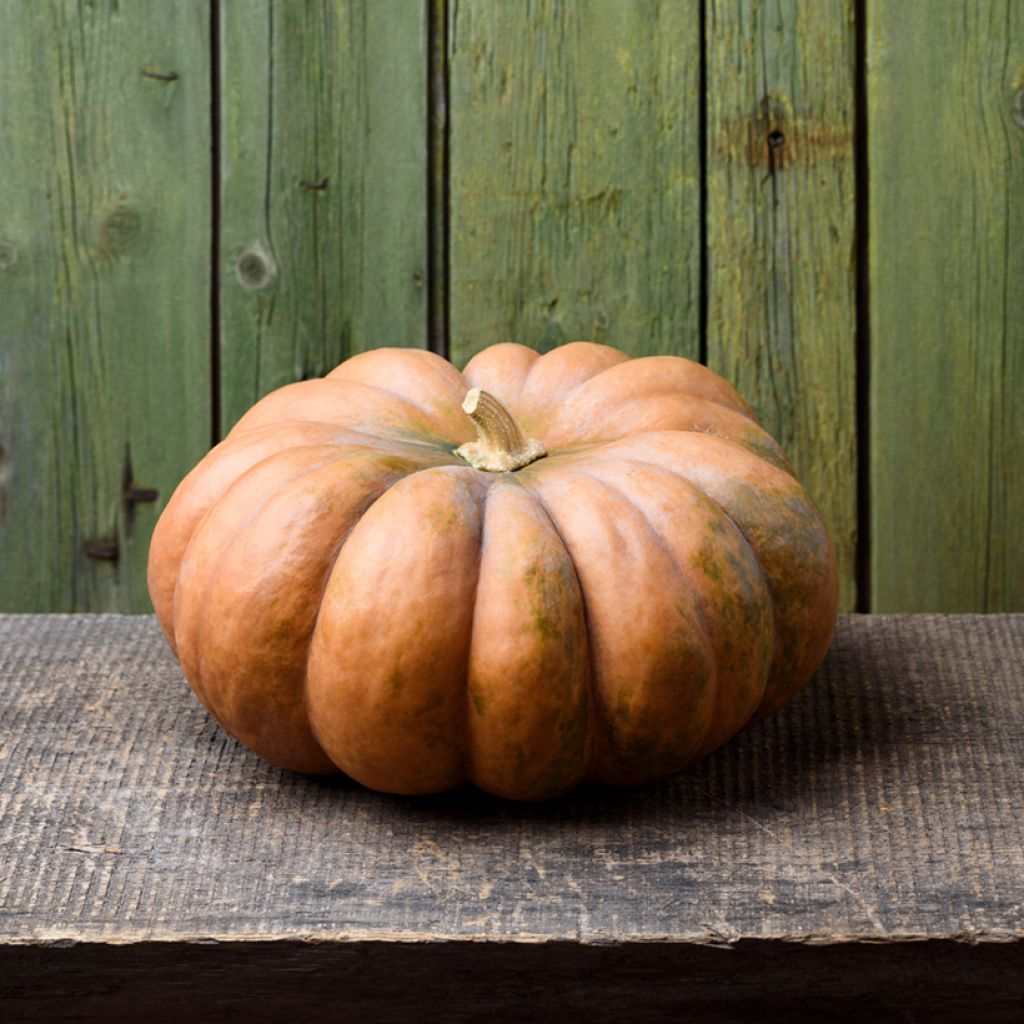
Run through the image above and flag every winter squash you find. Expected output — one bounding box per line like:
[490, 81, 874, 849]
[148, 342, 837, 799]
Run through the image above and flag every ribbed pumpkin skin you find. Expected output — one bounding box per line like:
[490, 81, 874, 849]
[148, 342, 838, 799]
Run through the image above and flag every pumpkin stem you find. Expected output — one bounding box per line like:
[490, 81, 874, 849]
[455, 388, 547, 472]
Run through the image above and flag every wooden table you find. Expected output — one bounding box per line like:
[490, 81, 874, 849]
[0, 615, 1021, 1022]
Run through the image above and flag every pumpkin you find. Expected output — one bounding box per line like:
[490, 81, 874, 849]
[148, 342, 837, 800]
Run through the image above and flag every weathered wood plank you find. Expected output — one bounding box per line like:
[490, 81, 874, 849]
[0, 2, 211, 611]
[868, 2, 1024, 611]
[0, 615, 1021, 939]
[218, 0, 430, 433]
[447, 0, 702, 364]
[1, 613, 1022, 1018]
[705, 0, 858, 611]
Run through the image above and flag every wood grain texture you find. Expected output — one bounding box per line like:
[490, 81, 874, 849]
[218, 0, 430, 433]
[0, 615, 1021, 1020]
[447, 0, 701, 364]
[868, 2, 1024, 611]
[0, 2, 210, 612]
[705, 0, 858, 611]
[2, 613, 1022, 1019]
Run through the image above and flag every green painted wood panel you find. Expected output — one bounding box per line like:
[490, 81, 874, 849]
[705, 0, 858, 611]
[218, 0, 430, 434]
[869, 1, 1024, 611]
[447, 0, 702, 365]
[0, 1, 210, 612]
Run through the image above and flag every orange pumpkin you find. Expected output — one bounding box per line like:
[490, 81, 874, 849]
[148, 342, 837, 799]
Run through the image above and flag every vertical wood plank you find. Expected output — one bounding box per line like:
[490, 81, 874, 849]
[447, 0, 702, 365]
[705, 0, 858, 611]
[0, 1, 210, 612]
[428, 0, 449, 356]
[869, 2, 1024, 611]
[218, 0, 430, 434]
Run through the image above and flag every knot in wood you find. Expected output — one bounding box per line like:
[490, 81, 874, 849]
[235, 245, 276, 291]
[96, 199, 142, 259]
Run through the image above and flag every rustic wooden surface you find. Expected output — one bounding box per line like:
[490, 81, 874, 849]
[705, 0, 858, 610]
[217, 0, 430, 434]
[0, 2, 211, 612]
[447, 0, 702, 364]
[868, 1, 1024, 611]
[1, 614, 1021, 1021]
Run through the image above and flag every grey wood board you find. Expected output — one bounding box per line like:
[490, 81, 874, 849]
[0, 614, 1021, 945]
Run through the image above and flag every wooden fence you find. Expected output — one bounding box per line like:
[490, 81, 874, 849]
[0, 1, 1020, 613]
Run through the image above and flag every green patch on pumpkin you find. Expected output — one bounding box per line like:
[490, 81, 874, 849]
[426, 503, 459, 530]
[523, 559, 570, 644]
[691, 540, 725, 585]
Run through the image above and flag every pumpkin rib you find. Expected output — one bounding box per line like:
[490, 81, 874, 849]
[229, 419, 455, 454]
[461, 343, 540, 415]
[524, 467, 718, 783]
[569, 447, 779, 627]
[466, 478, 592, 799]
[328, 347, 468, 400]
[525, 341, 630, 383]
[149, 422, 350, 646]
[305, 466, 489, 794]
[297, 458, 453, 777]
[227, 377, 462, 443]
[326, 378, 470, 439]
[325, 349, 471, 434]
[460, 480, 492, 787]
[174, 444, 454, 738]
[579, 437, 833, 724]
[563, 461, 719, 655]
[171, 443, 358, 622]
[196, 451, 433, 774]
[558, 464, 723, 772]
[572, 458, 776, 755]
[547, 427, 793, 481]
[515, 342, 632, 430]
[327, 345, 464, 380]
[554, 354, 757, 424]
[159, 429, 428, 620]
[576, 449, 780, 689]
[513, 477, 599, 782]
[173, 444, 361, 731]
[568, 462, 722, 749]
[539, 396, 792, 472]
